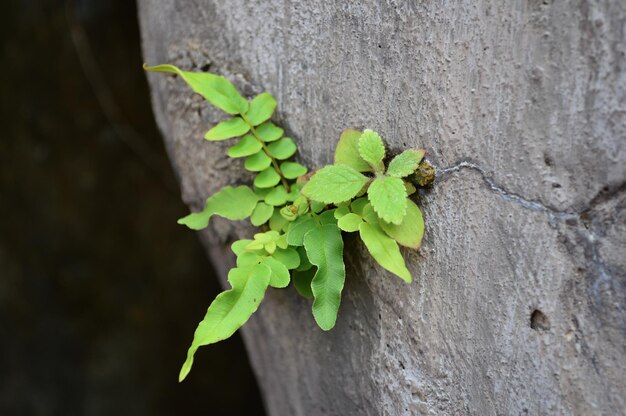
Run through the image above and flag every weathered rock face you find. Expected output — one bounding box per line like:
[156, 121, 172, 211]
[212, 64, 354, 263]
[138, 1, 625, 415]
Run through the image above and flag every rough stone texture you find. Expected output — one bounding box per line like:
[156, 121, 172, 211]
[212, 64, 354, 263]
[138, 1, 625, 415]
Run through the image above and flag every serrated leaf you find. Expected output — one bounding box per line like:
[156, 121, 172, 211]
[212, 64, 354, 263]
[367, 176, 407, 225]
[244, 92, 276, 126]
[304, 224, 345, 331]
[271, 247, 300, 269]
[267, 137, 297, 160]
[293, 268, 316, 298]
[255, 122, 283, 142]
[379, 199, 425, 249]
[245, 151, 272, 171]
[178, 186, 258, 230]
[286, 215, 317, 246]
[386, 149, 425, 178]
[337, 213, 363, 232]
[179, 264, 271, 381]
[358, 222, 411, 283]
[260, 256, 290, 288]
[265, 186, 288, 206]
[280, 162, 308, 179]
[358, 129, 385, 173]
[205, 117, 250, 141]
[301, 165, 369, 204]
[250, 202, 274, 226]
[254, 167, 281, 188]
[334, 129, 371, 172]
[144, 64, 248, 114]
[227, 134, 262, 158]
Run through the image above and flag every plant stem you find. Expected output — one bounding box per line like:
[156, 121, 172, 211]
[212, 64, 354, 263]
[240, 114, 291, 192]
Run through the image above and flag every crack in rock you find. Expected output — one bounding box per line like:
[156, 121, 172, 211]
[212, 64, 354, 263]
[436, 160, 579, 223]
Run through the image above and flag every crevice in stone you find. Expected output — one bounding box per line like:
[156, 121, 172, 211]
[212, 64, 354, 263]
[436, 160, 626, 223]
[436, 160, 578, 222]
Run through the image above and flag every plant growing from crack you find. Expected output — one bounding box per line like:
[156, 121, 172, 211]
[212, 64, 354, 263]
[144, 63, 434, 381]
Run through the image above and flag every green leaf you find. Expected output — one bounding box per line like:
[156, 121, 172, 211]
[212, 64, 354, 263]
[254, 167, 281, 188]
[178, 186, 258, 230]
[244, 92, 276, 126]
[227, 134, 262, 158]
[244, 151, 272, 171]
[280, 162, 308, 179]
[250, 202, 274, 226]
[319, 210, 338, 225]
[301, 165, 369, 204]
[334, 129, 371, 172]
[265, 186, 288, 206]
[205, 117, 250, 141]
[272, 247, 300, 269]
[358, 129, 385, 173]
[295, 246, 313, 271]
[293, 268, 316, 298]
[267, 138, 297, 160]
[337, 213, 363, 232]
[179, 264, 271, 381]
[286, 215, 317, 246]
[350, 197, 369, 216]
[231, 239, 253, 256]
[358, 222, 411, 283]
[143, 64, 248, 114]
[261, 256, 290, 288]
[236, 251, 262, 267]
[304, 224, 346, 331]
[367, 176, 407, 225]
[386, 149, 425, 178]
[255, 122, 283, 142]
[269, 208, 289, 231]
[379, 199, 425, 249]
[333, 206, 350, 219]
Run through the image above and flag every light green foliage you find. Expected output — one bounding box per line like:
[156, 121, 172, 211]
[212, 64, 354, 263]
[301, 165, 369, 204]
[337, 213, 363, 232]
[143, 64, 248, 114]
[267, 138, 297, 159]
[334, 129, 371, 172]
[281, 162, 307, 179]
[244, 93, 277, 126]
[358, 129, 386, 173]
[146, 63, 431, 382]
[245, 150, 272, 171]
[254, 167, 281, 188]
[205, 117, 249, 140]
[178, 186, 258, 230]
[227, 134, 262, 157]
[367, 176, 408, 225]
[179, 263, 271, 381]
[379, 199, 424, 249]
[386, 149, 425, 178]
[256, 122, 283, 142]
[304, 224, 346, 330]
[358, 222, 412, 283]
[250, 202, 274, 226]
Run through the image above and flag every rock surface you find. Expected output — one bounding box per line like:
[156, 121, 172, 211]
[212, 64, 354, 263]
[138, 1, 625, 414]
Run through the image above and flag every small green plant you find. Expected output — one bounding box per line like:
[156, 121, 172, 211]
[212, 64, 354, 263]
[144, 63, 433, 381]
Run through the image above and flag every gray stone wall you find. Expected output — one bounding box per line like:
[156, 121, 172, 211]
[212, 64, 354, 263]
[139, 1, 625, 414]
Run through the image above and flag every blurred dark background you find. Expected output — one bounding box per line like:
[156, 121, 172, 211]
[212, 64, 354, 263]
[0, 0, 265, 414]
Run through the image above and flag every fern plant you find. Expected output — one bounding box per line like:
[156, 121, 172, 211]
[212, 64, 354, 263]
[144, 63, 432, 381]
